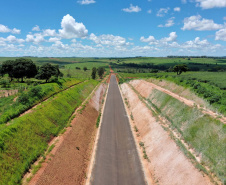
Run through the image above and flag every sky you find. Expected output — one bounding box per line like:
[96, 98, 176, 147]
[0, 0, 226, 57]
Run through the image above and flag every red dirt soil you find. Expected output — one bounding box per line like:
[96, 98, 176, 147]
[28, 84, 106, 185]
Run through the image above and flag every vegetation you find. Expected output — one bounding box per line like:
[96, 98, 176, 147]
[0, 80, 98, 184]
[97, 67, 105, 79]
[0, 78, 81, 125]
[145, 88, 225, 182]
[173, 64, 189, 75]
[91, 67, 97, 79]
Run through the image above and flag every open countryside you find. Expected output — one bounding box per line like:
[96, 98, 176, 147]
[1, 0, 226, 185]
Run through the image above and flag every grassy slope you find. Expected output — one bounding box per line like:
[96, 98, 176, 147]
[0, 80, 98, 184]
[146, 88, 225, 183]
[0, 78, 81, 125]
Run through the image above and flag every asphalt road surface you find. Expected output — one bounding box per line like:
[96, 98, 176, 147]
[91, 74, 146, 185]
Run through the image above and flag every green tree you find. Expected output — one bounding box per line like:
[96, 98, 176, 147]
[1, 60, 15, 81]
[12, 58, 37, 82]
[53, 65, 63, 79]
[83, 66, 88, 71]
[36, 63, 58, 82]
[91, 67, 97, 79]
[97, 67, 105, 79]
[173, 64, 189, 75]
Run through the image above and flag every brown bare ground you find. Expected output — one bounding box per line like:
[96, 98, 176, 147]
[27, 84, 107, 185]
[120, 83, 212, 185]
[0, 89, 18, 97]
[130, 79, 226, 124]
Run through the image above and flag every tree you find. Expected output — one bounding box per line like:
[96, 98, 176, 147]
[173, 64, 189, 75]
[83, 66, 88, 71]
[13, 58, 37, 82]
[1, 58, 37, 82]
[91, 67, 97, 79]
[36, 63, 58, 82]
[97, 67, 105, 79]
[1, 60, 15, 81]
[53, 65, 63, 79]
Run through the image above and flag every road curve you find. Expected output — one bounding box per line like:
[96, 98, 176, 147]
[90, 74, 146, 185]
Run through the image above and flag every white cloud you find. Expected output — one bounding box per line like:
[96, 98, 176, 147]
[182, 15, 223, 31]
[0, 24, 21, 34]
[90, 33, 130, 47]
[161, 32, 177, 42]
[32, 25, 40, 31]
[48, 37, 61, 42]
[122, 4, 141, 13]
[0, 35, 24, 44]
[147, 9, 152, 14]
[156, 7, 170, 17]
[181, 0, 187, 4]
[140, 35, 156, 43]
[174, 7, 181, 12]
[215, 28, 226, 41]
[140, 32, 177, 46]
[59, 14, 88, 39]
[26, 33, 45, 43]
[195, 0, 226, 9]
[223, 17, 226, 20]
[43, 29, 57, 37]
[77, 0, 96, 5]
[158, 17, 175, 27]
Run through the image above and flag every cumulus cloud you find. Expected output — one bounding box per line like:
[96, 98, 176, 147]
[215, 28, 226, 41]
[158, 17, 175, 27]
[156, 7, 170, 17]
[48, 37, 61, 42]
[122, 4, 141, 13]
[32, 25, 40, 31]
[140, 32, 177, 45]
[90, 33, 130, 47]
[182, 15, 223, 31]
[161, 32, 177, 42]
[43, 29, 57, 37]
[195, 0, 226, 9]
[0, 24, 21, 34]
[181, 0, 187, 4]
[174, 7, 181, 12]
[140, 36, 156, 43]
[26, 33, 45, 44]
[59, 14, 88, 39]
[0, 35, 24, 43]
[77, 0, 96, 5]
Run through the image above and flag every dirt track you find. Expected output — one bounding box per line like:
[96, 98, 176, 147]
[28, 84, 106, 185]
[90, 75, 146, 185]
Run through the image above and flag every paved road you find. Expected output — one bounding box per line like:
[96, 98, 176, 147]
[91, 74, 146, 185]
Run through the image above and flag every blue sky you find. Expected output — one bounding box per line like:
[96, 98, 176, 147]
[0, 0, 226, 57]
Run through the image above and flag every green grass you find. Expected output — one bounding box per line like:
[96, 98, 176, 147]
[0, 78, 82, 125]
[146, 88, 226, 183]
[0, 80, 98, 185]
[119, 72, 226, 115]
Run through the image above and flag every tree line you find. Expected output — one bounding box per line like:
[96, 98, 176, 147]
[0, 58, 63, 83]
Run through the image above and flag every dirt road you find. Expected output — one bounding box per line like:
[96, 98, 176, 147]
[90, 75, 146, 185]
